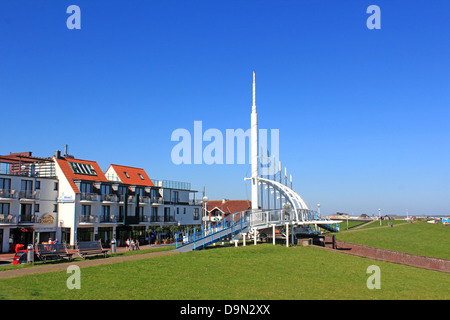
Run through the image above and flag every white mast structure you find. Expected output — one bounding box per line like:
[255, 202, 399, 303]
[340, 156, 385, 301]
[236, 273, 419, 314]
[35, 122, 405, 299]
[251, 71, 259, 210]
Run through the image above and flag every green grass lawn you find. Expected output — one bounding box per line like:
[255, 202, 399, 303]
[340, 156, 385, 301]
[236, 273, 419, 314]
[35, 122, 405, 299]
[335, 221, 450, 260]
[1, 244, 448, 300]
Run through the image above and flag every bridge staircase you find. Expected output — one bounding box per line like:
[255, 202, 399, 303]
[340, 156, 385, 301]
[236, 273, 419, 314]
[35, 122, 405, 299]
[174, 212, 249, 253]
[174, 209, 340, 252]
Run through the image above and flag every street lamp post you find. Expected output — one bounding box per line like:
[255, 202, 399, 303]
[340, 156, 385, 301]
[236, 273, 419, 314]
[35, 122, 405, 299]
[379, 208, 381, 226]
[203, 196, 208, 230]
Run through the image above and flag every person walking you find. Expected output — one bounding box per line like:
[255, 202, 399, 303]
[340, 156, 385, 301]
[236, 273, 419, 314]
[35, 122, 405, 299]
[135, 239, 140, 250]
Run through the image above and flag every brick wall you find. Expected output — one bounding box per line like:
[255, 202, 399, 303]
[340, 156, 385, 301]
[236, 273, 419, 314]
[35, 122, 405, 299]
[332, 240, 450, 273]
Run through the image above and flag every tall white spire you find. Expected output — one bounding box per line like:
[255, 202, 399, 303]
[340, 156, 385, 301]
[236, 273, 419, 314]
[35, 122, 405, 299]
[252, 71, 256, 113]
[251, 71, 259, 210]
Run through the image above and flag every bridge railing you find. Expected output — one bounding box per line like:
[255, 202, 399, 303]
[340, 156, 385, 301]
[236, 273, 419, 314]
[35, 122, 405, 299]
[248, 208, 326, 227]
[175, 210, 249, 249]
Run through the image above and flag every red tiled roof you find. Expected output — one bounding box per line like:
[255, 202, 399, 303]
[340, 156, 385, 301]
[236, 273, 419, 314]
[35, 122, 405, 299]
[107, 164, 154, 187]
[206, 200, 251, 215]
[54, 157, 108, 194]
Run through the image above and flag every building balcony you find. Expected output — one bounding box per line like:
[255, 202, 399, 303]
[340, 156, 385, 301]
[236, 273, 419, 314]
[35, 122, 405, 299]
[0, 214, 16, 224]
[99, 215, 119, 223]
[151, 197, 163, 206]
[119, 195, 135, 203]
[138, 196, 151, 205]
[101, 194, 118, 203]
[80, 193, 98, 202]
[18, 214, 36, 223]
[19, 190, 40, 201]
[150, 215, 176, 223]
[79, 215, 98, 223]
[0, 189, 17, 200]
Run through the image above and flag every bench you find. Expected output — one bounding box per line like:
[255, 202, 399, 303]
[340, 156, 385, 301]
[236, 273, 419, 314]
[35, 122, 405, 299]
[36, 243, 74, 263]
[76, 240, 109, 260]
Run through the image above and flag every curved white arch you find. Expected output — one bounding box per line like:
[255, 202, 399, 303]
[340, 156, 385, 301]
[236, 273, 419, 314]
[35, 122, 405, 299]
[257, 177, 309, 222]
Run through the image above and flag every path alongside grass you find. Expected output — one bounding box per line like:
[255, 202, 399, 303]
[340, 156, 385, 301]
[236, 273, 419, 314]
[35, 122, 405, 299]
[1, 244, 449, 300]
[0, 246, 174, 277]
[335, 222, 450, 260]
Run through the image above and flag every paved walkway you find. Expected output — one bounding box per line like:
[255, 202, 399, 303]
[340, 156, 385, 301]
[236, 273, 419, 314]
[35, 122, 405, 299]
[0, 245, 180, 279]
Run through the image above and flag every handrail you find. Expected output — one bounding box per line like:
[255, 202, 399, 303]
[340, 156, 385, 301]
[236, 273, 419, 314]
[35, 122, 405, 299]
[176, 210, 249, 250]
[176, 208, 341, 250]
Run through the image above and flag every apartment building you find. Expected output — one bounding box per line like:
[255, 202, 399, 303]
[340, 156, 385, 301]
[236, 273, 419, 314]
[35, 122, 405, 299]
[0, 151, 202, 252]
[0, 153, 59, 253]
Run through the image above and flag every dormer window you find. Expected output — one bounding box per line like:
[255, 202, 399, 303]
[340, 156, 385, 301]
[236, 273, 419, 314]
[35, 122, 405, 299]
[69, 162, 97, 176]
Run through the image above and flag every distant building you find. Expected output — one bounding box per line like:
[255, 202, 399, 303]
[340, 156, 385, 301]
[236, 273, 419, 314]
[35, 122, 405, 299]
[205, 199, 251, 223]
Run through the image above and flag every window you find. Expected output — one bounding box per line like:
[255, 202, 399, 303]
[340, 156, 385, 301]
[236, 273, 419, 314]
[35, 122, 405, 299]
[138, 206, 144, 217]
[81, 205, 91, 216]
[35, 204, 40, 212]
[194, 208, 200, 220]
[118, 186, 128, 195]
[20, 204, 32, 220]
[102, 205, 110, 218]
[119, 206, 124, 221]
[135, 187, 144, 197]
[80, 182, 93, 194]
[183, 207, 186, 214]
[0, 178, 11, 190]
[164, 207, 170, 220]
[138, 173, 144, 180]
[53, 204, 58, 213]
[69, 162, 97, 176]
[54, 182, 58, 191]
[151, 188, 159, 198]
[172, 191, 179, 203]
[35, 181, 41, 189]
[124, 171, 130, 178]
[176, 207, 179, 215]
[151, 207, 158, 220]
[21, 180, 33, 191]
[101, 184, 112, 195]
[0, 203, 10, 215]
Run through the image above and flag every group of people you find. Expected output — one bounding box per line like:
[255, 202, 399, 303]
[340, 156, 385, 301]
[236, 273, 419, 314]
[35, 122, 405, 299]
[47, 238, 59, 244]
[125, 238, 140, 251]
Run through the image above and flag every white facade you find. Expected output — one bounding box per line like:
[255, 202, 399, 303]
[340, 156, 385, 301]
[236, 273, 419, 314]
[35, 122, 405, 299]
[0, 157, 59, 253]
[53, 157, 202, 247]
[0, 152, 202, 252]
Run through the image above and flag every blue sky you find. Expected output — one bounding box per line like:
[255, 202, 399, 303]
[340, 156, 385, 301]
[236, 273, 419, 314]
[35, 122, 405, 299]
[0, 1, 449, 215]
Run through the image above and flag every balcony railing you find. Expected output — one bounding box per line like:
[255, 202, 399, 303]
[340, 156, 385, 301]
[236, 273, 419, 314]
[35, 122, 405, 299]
[139, 196, 151, 204]
[80, 193, 98, 201]
[101, 194, 118, 202]
[0, 160, 56, 178]
[79, 215, 98, 223]
[0, 189, 17, 199]
[19, 214, 36, 223]
[151, 179, 191, 191]
[119, 195, 135, 203]
[0, 214, 16, 224]
[151, 197, 163, 205]
[150, 215, 176, 223]
[19, 190, 40, 200]
[99, 215, 118, 223]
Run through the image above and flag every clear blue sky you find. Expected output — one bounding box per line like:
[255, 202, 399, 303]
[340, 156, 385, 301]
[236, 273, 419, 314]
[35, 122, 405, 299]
[0, 1, 449, 216]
